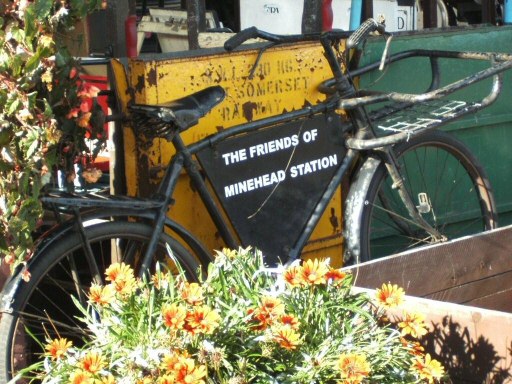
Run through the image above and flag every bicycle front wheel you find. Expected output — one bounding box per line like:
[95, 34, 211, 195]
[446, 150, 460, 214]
[360, 130, 497, 262]
[0, 221, 200, 383]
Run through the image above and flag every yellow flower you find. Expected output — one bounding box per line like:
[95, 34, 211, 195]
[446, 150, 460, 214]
[337, 353, 371, 384]
[162, 303, 187, 331]
[398, 312, 428, 338]
[375, 283, 405, 308]
[88, 283, 116, 306]
[180, 282, 204, 305]
[69, 370, 94, 384]
[411, 353, 445, 383]
[184, 305, 221, 335]
[44, 338, 72, 360]
[272, 327, 301, 350]
[80, 351, 106, 374]
[301, 258, 328, 285]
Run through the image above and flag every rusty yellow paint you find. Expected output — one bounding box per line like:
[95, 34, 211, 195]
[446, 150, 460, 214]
[121, 41, 346, 265]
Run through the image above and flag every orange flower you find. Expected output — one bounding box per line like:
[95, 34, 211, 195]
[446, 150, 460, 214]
[160, 353, 206, 384]
[398, 312, 428, 339]
[173, 356, 207, 384]
[69, 67, 78, 79]
[272, 327, 301, 350]
[283, 265, 303, 287]
[375, 283, 405, 308]
[180, 282, 204, 305]
[78, 83, 101, 99]
[337, 353, 371, 384]
[152, 271, 169, 290]
[248, 296, 286, 330]
[162, 303, 187, 331]
[301, 258, 328, 285]
[105, 262, 136, 296]
[45, 338, 72, 360]
[184, 305, 221, 335]
[66, 107, 80, 119]
[279, 314, 300, 330]
[157, 374, 175, 384]
[401, 338, 425, 356]
[88, 283, 115, 306]
[77, 112, 92, 128]
[325, 267, 347, 284]
[80, 100, 91, 113]
[161, 351, 184, 372]
[259, 296, 285, 316]
[100, 374, 116, 384]
[411, 353, 445, 383]
[69, 370, 93, 384]
[21, 269, 31, 282]
[80, 351, 106, 374]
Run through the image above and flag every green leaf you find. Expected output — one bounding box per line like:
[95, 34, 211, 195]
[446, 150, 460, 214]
[55, 50, 71, 68]
[24, 49, 42, 73]
[43, 99, 53, 117]
[24, 5, 37, 43]
[0, 124, 13, 147]
[10, 55, 23, 77]
[6, 98, 21, 116]
[34, 0, 53, 19]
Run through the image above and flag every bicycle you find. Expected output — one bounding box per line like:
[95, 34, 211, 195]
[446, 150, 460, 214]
[1, 19, 512, 382]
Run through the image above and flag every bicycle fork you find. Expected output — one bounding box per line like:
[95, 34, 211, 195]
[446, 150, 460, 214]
[378, 147, 446, 243]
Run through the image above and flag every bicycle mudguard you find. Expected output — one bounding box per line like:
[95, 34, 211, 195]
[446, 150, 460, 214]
[0, 209, 213, 313]
[343, 155, 381, 265]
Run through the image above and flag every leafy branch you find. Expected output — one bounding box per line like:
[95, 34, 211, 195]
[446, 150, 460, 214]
[0, 0, 104, 271]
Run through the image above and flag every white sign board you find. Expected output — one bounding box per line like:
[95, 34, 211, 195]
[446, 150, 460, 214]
[239, 0, 416, 33]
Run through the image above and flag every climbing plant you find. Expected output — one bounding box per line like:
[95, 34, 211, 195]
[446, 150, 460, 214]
[0, 0, 104, 272]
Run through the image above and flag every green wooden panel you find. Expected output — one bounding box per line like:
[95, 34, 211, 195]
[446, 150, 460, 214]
[358, 26, 512, 225]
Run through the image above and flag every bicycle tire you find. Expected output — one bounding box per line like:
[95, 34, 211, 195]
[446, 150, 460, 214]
[0, 221, 200, 383]
[359, 130, 497, 262]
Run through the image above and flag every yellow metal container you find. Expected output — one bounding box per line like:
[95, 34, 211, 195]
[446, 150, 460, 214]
[111, 41, 346, 266]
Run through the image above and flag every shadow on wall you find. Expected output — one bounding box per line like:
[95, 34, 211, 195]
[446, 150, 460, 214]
[424, 316, 512, 384]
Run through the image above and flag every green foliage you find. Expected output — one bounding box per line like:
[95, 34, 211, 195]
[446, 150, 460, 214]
[30, 248, 447, 383]
[0, 0, 103, 270]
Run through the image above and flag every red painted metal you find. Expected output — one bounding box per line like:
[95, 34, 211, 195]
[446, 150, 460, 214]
[125, 15, 138, 58]
[322, 0, 334, 31]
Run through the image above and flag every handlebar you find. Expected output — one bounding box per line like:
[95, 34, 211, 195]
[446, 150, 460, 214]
[346, 19, 386, 49]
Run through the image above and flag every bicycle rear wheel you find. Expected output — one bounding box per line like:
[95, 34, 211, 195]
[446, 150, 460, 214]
[359, 130, 497, 262]
[0, 221, 200, 383]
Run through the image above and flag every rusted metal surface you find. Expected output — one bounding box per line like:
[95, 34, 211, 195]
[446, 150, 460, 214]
[124, 42, 346, 263]
[186, 0, 206, 50]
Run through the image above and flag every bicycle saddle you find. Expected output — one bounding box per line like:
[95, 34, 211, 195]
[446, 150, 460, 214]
[130, 85, 226, 139]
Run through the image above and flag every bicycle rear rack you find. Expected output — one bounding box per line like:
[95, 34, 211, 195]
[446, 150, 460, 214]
[369, 98, 479, 139]
[41, 191, 166, 210]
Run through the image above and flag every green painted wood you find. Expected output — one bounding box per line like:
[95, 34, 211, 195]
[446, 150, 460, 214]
[358, 25, 512, 225]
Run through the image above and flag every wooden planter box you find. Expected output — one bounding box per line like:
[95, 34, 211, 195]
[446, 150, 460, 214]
[346, 225, 512, 383]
